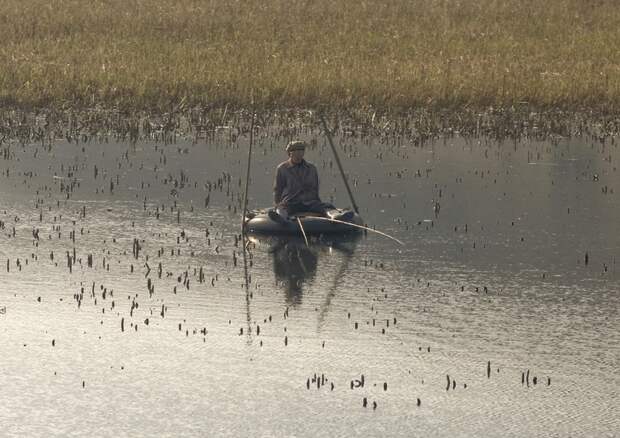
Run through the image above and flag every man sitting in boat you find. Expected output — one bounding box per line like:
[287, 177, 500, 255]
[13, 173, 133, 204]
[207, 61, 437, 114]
[268, 140, 353, 223]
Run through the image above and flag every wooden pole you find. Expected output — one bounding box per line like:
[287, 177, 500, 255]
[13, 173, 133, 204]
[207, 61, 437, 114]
[241, 99, 255, 342]
[319, 113, 360, 214]
[241, 112, 255, 233]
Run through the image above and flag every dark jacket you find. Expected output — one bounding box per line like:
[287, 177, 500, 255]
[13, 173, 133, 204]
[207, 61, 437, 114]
[274, 159, 320, 206]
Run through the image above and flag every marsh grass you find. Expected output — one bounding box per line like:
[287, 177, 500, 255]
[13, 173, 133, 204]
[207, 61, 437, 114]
[1, 0, 619, 113]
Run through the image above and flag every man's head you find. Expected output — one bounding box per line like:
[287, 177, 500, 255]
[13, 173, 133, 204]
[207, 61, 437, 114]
[286, 140, 306, 164]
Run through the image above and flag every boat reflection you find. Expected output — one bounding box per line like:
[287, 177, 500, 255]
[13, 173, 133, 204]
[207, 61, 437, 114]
[247, 234, 360, 306]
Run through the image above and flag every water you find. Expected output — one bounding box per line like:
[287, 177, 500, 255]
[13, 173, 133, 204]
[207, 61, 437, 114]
[0, 130, 618, 437]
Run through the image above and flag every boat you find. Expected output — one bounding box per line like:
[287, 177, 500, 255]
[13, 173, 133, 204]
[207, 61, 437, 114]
[241, 115, 365, 238]
[243, 208, 363, 235]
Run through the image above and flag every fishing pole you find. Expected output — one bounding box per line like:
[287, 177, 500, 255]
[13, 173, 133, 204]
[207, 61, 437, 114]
[312, 216, 405, 246]
[296, 217, 310, 247]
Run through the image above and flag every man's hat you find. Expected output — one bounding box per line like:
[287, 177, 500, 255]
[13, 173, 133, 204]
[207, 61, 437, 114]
[285, 140, 307, 152]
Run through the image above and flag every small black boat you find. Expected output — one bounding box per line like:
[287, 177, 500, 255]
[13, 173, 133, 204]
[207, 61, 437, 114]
[244, 208, 363, 235]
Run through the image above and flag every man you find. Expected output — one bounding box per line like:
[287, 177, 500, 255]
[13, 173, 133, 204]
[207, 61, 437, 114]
[269, 140, 352, 223]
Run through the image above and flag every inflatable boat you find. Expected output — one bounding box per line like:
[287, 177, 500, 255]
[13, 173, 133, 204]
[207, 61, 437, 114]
[243, 208, 363, 235]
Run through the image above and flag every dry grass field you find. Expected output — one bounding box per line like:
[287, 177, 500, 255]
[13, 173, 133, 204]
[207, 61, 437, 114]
[1, 0, 619, 113]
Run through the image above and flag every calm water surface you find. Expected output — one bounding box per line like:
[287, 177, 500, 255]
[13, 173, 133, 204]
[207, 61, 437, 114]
[0, 129, 618, 437]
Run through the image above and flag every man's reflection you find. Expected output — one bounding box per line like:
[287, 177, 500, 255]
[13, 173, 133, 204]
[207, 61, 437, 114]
[260, 235, 360, 306]
[271, 238, 318, 305]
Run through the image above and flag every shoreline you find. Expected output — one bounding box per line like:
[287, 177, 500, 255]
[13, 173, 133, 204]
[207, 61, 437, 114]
[1, 104, 618, 143]
[2, 0, 619, 130]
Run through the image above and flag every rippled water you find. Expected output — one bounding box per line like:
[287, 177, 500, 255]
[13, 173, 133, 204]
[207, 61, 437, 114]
[0, 131, 618, 437]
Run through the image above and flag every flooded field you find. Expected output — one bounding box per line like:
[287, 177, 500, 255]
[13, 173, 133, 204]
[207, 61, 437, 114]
[0, 121, 618, 437]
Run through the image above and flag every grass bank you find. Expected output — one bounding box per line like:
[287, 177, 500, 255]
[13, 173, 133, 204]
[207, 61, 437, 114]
[1, 0, 619, 113]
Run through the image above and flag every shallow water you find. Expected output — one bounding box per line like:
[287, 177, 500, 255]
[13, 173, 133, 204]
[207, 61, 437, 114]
[0, 130, 618, 437]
